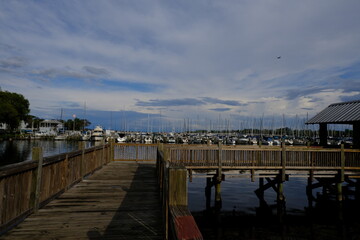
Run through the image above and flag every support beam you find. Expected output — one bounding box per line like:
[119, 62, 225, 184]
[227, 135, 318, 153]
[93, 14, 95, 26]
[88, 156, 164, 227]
[319, 123, 328, 147]
[353, 122, 360, 149]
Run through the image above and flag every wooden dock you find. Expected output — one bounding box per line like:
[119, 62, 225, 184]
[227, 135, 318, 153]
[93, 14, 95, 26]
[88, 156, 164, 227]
[2, 142, 359, 240]
[0, 162, 163, 240]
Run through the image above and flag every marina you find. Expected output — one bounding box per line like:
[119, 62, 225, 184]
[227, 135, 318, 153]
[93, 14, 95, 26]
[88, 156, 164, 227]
[1, 142, 360, 239]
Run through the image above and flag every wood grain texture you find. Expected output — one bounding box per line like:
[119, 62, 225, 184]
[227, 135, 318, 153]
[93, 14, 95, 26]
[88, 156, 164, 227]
[0, 162, 163, 240]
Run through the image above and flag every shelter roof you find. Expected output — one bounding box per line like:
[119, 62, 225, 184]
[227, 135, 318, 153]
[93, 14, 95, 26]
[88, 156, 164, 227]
[306, 100, 360, 124]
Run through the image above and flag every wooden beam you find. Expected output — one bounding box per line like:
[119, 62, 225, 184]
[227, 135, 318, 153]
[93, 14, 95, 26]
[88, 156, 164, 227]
[319, 123, 328, 147]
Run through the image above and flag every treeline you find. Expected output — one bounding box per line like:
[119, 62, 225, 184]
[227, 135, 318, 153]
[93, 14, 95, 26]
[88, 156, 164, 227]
[0, 89, 91, 133]
[26, 117, 91, 131]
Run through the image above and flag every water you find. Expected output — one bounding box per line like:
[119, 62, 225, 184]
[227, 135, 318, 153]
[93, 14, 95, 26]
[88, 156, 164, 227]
[2, 142, 360, 238]
[188, 175, 360, 239]
[0, 140, 97, 166]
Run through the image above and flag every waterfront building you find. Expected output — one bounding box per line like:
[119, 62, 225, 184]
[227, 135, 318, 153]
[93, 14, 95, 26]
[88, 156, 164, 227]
[306, 100, 360, 148]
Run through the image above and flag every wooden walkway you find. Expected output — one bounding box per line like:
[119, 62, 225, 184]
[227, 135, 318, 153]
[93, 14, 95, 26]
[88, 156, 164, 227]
[0, 162, 163, 240]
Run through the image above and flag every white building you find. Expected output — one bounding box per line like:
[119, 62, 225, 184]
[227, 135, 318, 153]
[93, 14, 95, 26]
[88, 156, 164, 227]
[38, 120, 64, 136]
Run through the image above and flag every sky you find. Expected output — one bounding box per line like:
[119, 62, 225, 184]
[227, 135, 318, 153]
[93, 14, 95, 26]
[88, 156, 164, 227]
[1, 0, 360, 131]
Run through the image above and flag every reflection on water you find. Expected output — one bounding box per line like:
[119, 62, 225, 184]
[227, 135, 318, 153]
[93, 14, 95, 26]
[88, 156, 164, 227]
[0, 140, 97, 166]
[188, 176, 360, 239]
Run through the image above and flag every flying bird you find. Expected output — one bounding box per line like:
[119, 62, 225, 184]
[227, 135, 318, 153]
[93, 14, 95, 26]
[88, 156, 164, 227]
[277, 56, 281, 59]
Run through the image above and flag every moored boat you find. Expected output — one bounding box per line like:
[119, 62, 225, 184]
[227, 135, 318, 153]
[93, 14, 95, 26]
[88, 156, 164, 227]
[91, 126, 104, 141]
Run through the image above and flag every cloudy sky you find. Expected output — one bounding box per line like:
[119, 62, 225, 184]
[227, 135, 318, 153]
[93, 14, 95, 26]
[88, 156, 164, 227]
[1, 1, 360, 131]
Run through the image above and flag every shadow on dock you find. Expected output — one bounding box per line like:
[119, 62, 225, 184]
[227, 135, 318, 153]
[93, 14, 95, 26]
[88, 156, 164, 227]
[86, 162, 163, 239]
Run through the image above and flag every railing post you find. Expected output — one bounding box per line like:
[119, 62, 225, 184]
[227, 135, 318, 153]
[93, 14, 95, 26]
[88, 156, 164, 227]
[281, 141, 286, 182]
[110, 141, 115, 162]
[102, 143, 105, 166]
[338, 144, 345, 202]
[79, 142, 85, 178]
[215, 143, 222, 208]
[30, 147, 43, 213]
[135, 144, 139, 162]
[277, 141, 286, 202]
[168, 167, 188, 206]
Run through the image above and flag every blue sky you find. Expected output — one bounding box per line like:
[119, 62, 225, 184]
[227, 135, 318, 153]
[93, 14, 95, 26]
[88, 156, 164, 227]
[1, 1, 360, 131]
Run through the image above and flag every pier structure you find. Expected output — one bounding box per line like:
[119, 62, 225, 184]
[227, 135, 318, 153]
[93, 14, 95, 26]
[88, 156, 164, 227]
[165, 143, 360, 209]
[1, 142, 360, 239]
[306, 100, 360, 148]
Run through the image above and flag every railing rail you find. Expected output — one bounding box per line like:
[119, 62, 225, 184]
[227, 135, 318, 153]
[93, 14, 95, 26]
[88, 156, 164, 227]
[0, 143, 111, 234]
[168, 145, 360, 169]
[112, 143, 158, 162]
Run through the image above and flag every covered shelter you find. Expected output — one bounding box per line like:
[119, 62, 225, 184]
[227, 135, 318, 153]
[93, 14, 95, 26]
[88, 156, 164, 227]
[306, 100, 360, 148]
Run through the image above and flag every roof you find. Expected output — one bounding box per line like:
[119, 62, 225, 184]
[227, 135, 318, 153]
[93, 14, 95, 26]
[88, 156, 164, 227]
[306, 100, 360, 124]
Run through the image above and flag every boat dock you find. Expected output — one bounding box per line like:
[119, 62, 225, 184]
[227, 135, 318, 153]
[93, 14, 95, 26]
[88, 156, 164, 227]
[1, 162, 163, 239]
[1, 142, 360, 239]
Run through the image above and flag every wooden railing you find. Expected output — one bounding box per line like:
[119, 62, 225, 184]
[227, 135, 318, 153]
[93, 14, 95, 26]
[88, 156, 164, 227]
[167, 144, 360, 170]
[157, 144, 203, 240]
[0, 143, 111, 233]
[112, 143, 158, 162]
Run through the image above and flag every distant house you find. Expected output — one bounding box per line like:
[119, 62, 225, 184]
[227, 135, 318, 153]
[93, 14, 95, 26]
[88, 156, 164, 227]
[38, 120, 64, 135]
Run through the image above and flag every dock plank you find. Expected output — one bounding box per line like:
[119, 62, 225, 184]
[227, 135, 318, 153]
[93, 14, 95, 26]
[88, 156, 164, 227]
[0, 162, 163, 240]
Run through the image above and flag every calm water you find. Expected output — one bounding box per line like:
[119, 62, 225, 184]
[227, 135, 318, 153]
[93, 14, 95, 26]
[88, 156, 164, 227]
[0, 140, 97, 166]
[188, 175, 360, 239]
[2, 141, 360, 239]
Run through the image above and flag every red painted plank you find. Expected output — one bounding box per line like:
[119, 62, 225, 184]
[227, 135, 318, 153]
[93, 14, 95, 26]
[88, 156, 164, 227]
[174, 215, 203, 240]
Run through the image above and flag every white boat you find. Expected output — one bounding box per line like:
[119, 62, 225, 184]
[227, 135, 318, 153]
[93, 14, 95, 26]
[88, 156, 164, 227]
[54, 134, 67, 140]
[82, 131, 91, 141]
[91, 126, 104, 141]
[144, 136, 153, 144]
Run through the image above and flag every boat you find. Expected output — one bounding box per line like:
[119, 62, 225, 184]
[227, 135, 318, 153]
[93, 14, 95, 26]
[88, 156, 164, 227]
[82, 131, 91, 141]
[54, 134, 67, 140]
[91, 126, 104, 141]
[144, 136, 153, 144]
[116, 133, 127, 143]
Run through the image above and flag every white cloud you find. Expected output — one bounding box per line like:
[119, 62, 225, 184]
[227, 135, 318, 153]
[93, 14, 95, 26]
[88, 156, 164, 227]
[1, 0, 360, 128]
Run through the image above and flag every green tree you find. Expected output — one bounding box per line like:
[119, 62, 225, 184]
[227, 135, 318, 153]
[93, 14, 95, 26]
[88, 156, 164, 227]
[0, 90, 30, 131]
[64, 118, 91, 131]
[25, 115, 43, 129]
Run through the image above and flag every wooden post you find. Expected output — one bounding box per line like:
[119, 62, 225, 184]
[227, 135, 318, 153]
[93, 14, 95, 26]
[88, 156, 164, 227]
[277, 181, 284, 202]
[102, 143, 105, 166]
[64, 154, 69, 190]
[217, 142, 222, 182]
[79, 142, 85, 178]
[319, 123, 328, 147]
[215, 143, 222, 208]
[168, 167, 188, 206]
[353, 122, 360, 149]
[136, 144, 139, 162]
[205, 177, 212, 210]
[188, 169, 193, 182]
[340, 144, 345, 182]
[277, 141, 286, 202]
[337, 144, 345, 202]
[258, 178, 265, 206]
[281, 141, 286, 182]
[306, 176, 313, 209]
[110, 141, 115, 162]
[31, 147, 43, 213]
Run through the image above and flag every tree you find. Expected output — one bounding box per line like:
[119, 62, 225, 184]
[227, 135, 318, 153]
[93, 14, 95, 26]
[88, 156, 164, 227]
[64, 118, 91, 131]
[0, 90, 30, 131]
[25, 115, 43, 129]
